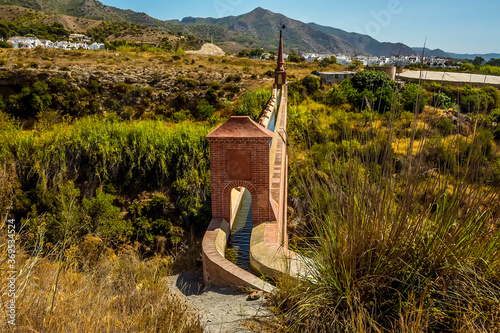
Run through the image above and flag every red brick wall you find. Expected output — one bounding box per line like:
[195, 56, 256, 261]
[208, 137, 276, 225]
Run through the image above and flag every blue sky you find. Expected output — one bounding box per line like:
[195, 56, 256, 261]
[100, 0, 499, 54]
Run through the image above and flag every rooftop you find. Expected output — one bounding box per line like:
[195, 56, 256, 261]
[206, 116, 273, 139]
[397, 71, 500, 85]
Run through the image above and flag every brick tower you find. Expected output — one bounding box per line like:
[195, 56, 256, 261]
[206, 117, 276, 225]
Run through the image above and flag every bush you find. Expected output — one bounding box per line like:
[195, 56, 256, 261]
[225, 74, 241, 83]
[436, 117, 456, 136]
[402, 83, 426, 113]
[82, 188, 130, 238]
[433, 92, 452, 109]
[196, 100, 215, 120]
[287, 53, 301, 63]
[234, 88, 271, 121]
[302, 75, 320, 95]
[7, 81, 52, 117]
[263, 70, 274, 77]
[222, 84, 240, 94]
[349, 70, 397, 112]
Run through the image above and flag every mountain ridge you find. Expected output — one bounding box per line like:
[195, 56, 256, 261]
[1, 0, 498, 59]
[412, 47, 500, 61]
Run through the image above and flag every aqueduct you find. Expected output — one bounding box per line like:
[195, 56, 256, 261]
[202, 30, 304, 291]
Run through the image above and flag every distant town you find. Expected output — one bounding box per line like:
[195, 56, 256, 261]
[2, 34, 105, 50]
[301, 53, 456, 68]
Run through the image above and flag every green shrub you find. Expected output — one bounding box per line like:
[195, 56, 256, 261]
[287, 53, 301, 63]
[225, 74, 241, 83]
[302, 75, 320, 95]
[433, 92, 452, 109]
[113, 82, 132, 94]
[196, 100, 215, 120]
[263, 70, 274, 77]
[7, 81, 52, 117]
[401, 83, 426, 113]
[222, 84, 240, 94]
[50, 77, 68, 93]
[234, 88, 271, 121]
[436, 117, 455, 135]
[82, 188, 130, 238]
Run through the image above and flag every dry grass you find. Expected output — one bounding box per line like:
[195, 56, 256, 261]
[0, 232, 203, 332]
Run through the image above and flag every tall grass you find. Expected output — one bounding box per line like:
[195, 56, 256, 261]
[0, 116, 211, 222]
[0, 229, 203, 332]
[273, 99, 500, 332]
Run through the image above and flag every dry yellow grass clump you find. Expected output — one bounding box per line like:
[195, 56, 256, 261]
[0, 233, 203, 332]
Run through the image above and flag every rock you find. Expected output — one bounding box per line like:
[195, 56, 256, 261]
[247, 290, 264, 300]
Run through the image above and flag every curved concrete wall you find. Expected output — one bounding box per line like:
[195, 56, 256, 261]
[202, 218, 275, 292]
[250, 221, 308, 280]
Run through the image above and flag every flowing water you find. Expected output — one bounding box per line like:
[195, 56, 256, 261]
[230, 189, 253, 272]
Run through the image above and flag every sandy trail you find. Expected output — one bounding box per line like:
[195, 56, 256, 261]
[169, 271, 273, 333]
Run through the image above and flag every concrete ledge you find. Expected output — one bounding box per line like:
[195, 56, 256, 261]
[202, 218, 275, 293]
[250, 221, 308, 280]
[230, 188, 245, 230]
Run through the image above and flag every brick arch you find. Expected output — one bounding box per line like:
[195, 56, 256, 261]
[206, 116, 275, 226]
[222, 181, 259, 225]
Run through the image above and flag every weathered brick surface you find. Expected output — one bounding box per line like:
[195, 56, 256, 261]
[207, 117, 275, 225]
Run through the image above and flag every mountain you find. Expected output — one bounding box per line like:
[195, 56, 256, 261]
[0, 0, 170, 28]
[308, 22, 417, 57]
[412, 47, 500, 61]
[172, 7, 363, 55]
[2, 1, 497, 58]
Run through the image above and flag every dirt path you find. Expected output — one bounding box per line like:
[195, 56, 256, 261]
[168, 271, 274, 333]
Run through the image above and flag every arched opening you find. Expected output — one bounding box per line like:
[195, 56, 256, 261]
[226, 187, 253, 271]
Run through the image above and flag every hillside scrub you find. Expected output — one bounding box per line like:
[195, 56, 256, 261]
[271, 80, 500, 331]
[0, 116, 211, 250]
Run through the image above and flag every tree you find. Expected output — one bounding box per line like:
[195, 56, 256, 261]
[402, 83, 426, 113]
[349, 70, 397, 112]
[287, 53, 301, 63]
[0, 41, 12, 48]
[472, 56, 485, 66]
[486, 58, 500, 67]
[236, 49, 249, 57]
[348, 59, 362, 70]
[249, 48, 263, 59]
[302, 75, 320, 95]
[8, 81, 52, 117]
[320, 56, 336, 67]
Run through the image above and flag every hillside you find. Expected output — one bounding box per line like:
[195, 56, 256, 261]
[308, 22, 417, 56]
[0, 4, 175, 44]
[173, 7, 363, 55]
[0, 4, 101, 32]
[412, 47, 500, 60]
[0, 0, 169, 28]
[0, 1, 366, 55]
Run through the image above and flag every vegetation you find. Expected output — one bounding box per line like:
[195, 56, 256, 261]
[270, 69, 500, 332]
[0, 21, 69, 41]
[0, 230, 203, 332]
[86, 21, 148, 43]
[1, 45, 499, 331]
